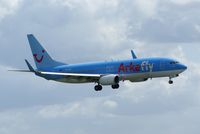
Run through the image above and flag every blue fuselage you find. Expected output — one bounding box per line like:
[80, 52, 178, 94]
[54, 58, 186, 74]
[38, 57, 187, 83]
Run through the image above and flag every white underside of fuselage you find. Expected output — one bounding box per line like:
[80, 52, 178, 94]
[125, 69, 183, 82]
[56, 77, 94, 83]
[54, 69, 184, 84]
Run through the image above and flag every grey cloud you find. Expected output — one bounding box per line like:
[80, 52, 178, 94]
[128, 1, 200, 43]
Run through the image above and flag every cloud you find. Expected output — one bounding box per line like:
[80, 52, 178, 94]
[103, 100, 118, 109]
[50, 0, 119, 13]
[170, 0, 200, 5]
[0, 0, 22, 21]
[38, 98, 118, 119]
[134, 0, 158, 17]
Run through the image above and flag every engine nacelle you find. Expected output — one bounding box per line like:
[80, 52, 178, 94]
[130, 78, 148, 82]
[99, 75, 119, 85]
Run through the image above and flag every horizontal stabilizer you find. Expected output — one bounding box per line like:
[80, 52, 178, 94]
[25, 59, 35, 72]
[8, 70, 32, 72]
[9, 60, 36, 73]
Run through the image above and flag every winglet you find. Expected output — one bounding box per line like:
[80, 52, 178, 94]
[25, 59, 35, 72]
[131, 50, 137, 59]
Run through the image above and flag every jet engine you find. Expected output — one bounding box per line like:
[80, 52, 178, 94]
[99, 75, 119, 85]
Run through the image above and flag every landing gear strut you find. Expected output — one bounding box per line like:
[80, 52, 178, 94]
[94, 85, 102, 91]
[112, 84, 120, 89]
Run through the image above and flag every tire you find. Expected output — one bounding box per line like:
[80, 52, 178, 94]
[169, 80, 173, 84]
[94, 85, 102, 91]
[112, 84, 119, 89]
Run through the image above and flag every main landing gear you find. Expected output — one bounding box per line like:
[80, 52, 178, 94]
[94, 84, 120, 91]
[94, 85, 102, 91]
[111, 84, 120, 89]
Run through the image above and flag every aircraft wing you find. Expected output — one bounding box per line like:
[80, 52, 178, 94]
[38, 71, 101, 82]
[39, 71, 101, 77]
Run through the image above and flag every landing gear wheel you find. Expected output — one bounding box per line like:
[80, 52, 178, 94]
[169, 80, 173, 84]
[112, 84, 120, 89]
[115, 84, 119, 89]
[94, 85, 102, 91]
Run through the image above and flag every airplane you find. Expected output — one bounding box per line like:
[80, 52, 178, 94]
[15, 34, 187, 91]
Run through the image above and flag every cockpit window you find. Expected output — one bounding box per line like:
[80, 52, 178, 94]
[170, 61, 179, 64]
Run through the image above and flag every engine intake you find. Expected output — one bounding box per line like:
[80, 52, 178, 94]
[99, 75, 119, 85]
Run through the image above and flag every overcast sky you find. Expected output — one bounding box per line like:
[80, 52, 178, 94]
[0, 0, 200, 134]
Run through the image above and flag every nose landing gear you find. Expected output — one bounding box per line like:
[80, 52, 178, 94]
[169, 80, 173, 84]
[168, 77, 173, 84]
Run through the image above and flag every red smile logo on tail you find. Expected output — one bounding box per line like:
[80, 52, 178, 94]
[33, 50, 45, 63]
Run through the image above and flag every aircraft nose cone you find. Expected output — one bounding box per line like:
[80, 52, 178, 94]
[181, 64, 187, 71]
